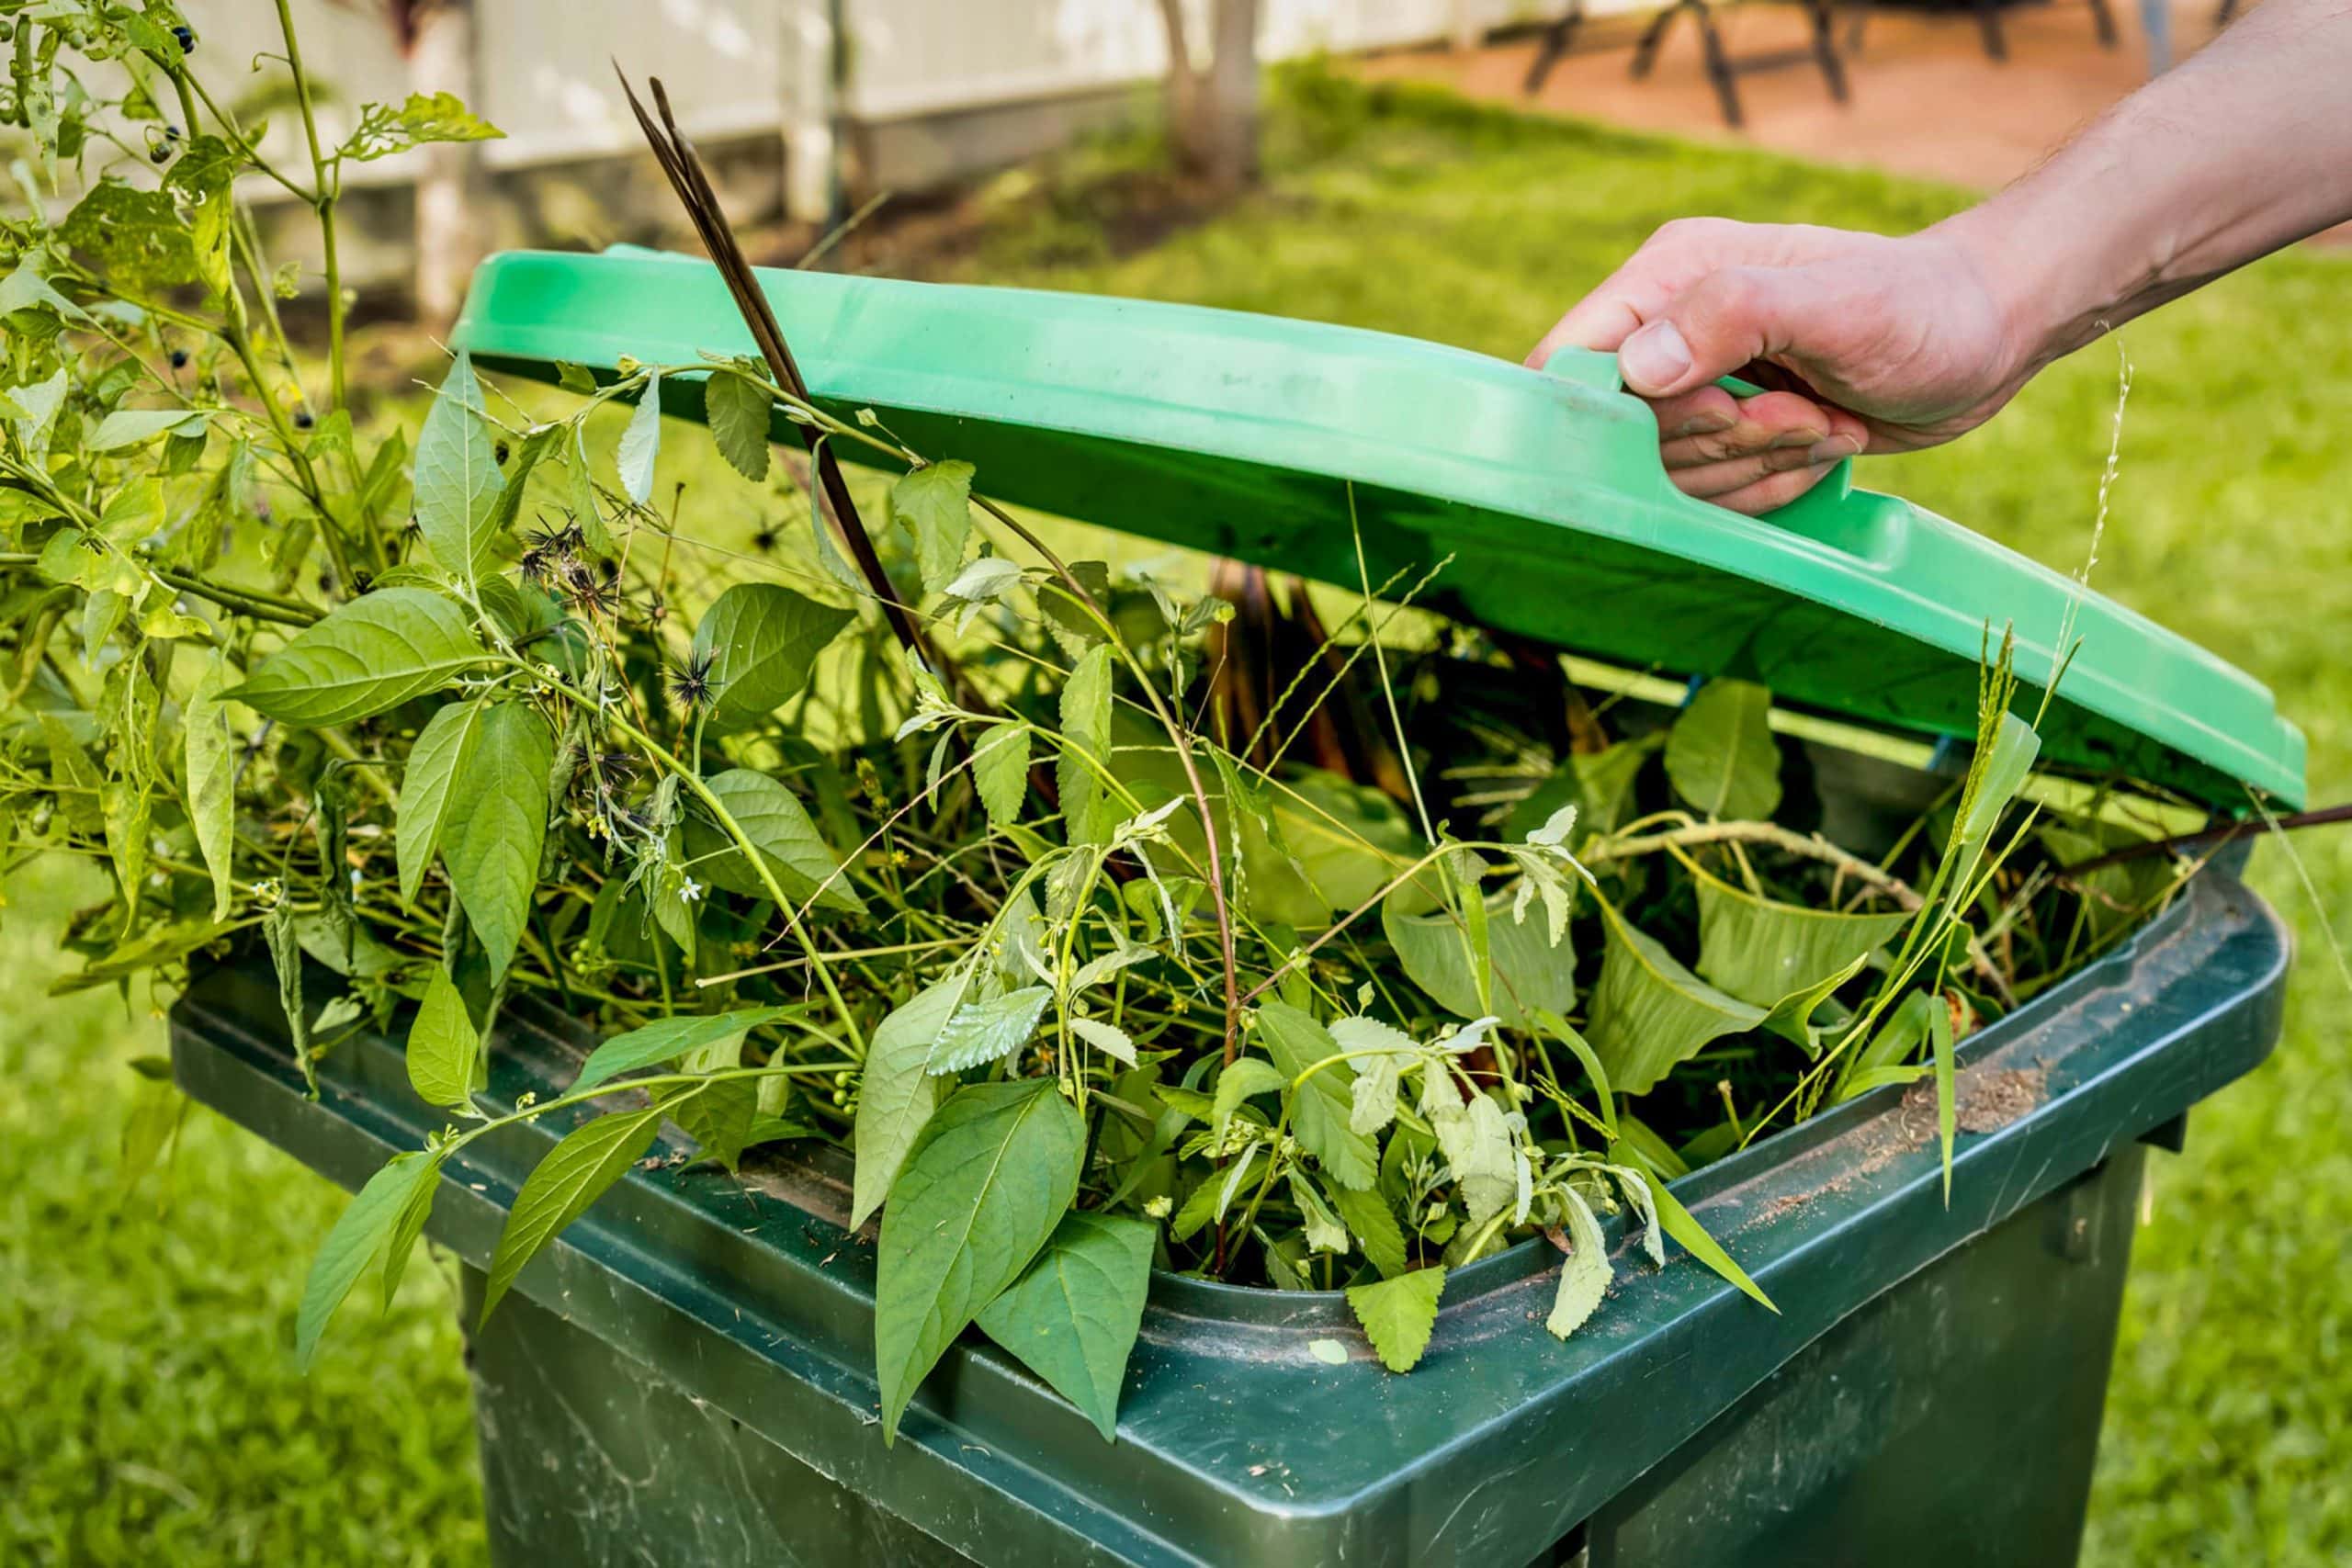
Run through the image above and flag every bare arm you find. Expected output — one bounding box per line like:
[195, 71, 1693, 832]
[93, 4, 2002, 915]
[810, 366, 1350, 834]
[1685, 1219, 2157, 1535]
[1531, 0, 2352, 513]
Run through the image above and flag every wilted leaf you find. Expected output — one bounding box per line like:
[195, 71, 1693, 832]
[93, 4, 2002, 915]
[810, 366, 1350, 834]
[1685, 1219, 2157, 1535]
[927, 986, 1052, 1075]
[1544, 1188, 1611, 1339]
[1694, 871, 1906, 1009]
[183, 653, 236, 921]
[1383, 888, 1575, 1029]
[618, 373, 663, 504]
[343, 92, 503, 162]
[1586, 898, 1767, 1096]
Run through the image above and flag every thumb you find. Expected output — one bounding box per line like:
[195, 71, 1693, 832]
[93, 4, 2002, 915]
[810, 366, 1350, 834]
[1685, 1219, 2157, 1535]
[1617, 266, 1808, 398]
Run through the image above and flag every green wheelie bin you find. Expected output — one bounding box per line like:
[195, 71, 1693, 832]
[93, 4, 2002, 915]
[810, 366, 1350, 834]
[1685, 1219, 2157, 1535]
[172, 246, 2301, 1567]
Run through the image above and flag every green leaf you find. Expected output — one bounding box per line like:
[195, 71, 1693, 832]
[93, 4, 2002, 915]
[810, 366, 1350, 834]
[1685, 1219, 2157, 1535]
[1952, 711, 2041, 875]
[571, 1006, 789, 1095]
[972, 722, 1031, 830]
[1694, 870, 1908, 1009]
[1504, 736, 1658, 840]
[1212, 1056, 1287, 1140]
[892, 460, 976, 593]
[443, 703, 553, 982]
[1329, 1179, 1408, 1277]
[229, 588, 481, 726]
[975, 1211, 1153, 1441]
[60, 181, 198, 290]
[89, 407, 205, 452]
[406, 966, 482, 1111]
[342, 91, 503, 162]
[1929, 991, 1957, 1201]
[618, 374, 663, 504]
[183, 653, 236, 921]
[850, 976, 967, 1228]
[379, 1159, 442, 1315]
[1585, 898, 1767, 1096]
[1254, 1000, 1377, 1190]
[691, 582, 854, 732]
[1609, 1137, 1776, 1312]
[704, 370, 773, 481]
[876, 1080, 1085, 1442]
[1347, 1266, 1446, 1372]
[669, 1076, 760, 1171]
[1420, 1068, 1519, 1229]
[296, 1152, 438, 1368]
[1383, 887, 1575, 1029]
[413, 351, 506, 580]
[689, 768, 863, 914]
[1057, 644, 1114, 847]
[1530, 1010, 1617, 1139]
[927, 986, 1052, 1075]
[1665, 679, 1781, 819]
[397, 698, 489, 909]
[1249, 768, 1437, 926]
[480, 422, 563, 542]
[481, 1105, 666, 1324]
[1544, 1188, 1611, 1339]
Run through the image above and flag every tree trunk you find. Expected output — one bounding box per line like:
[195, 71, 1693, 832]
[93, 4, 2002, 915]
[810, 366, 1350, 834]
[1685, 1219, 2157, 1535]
[410, 0, 489, 332]
[1157, 0, 1260, 189]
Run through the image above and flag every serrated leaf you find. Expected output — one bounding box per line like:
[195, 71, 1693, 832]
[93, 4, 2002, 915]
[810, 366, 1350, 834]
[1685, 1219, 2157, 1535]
[892, 459, 975, 592]
[876, 1080, 1084, 1442]
[927, 985, 1052, 1074]
[229, 588, 481, 726]
[1330, 1179, 1408, 1277]
[413, 352, 505, 580]
[481, 1105, 666, 1324]
[972, 722, 1031, 830]
[1348, 1266, 1445, 1372]
[571, 1006, 790, 1095]
[1585, 897, 1768, 1096]
[1057, 643, 1114, 847]
[1544, 1188, 1611, 1339]
[850, 976, 967, 1228]
[443, 703, 553, 982]
[1420, 1069, 1519, 1229]
[296, 1152, 438, 1368]
[406, 966, 481, 1111]
[691, 582, 853, 732]
[1665, 679, 1781, 819]
[705, 369, 772, 481]
[396, 698, 485, 907]
[1255, 1000, 1377, 1190]
[183, 653, 236, 921]
[342, 91, 503, 161]
[688, 767, 862, 914]
[975, 1211, 1153, 1440]
[618, 373, 663, 504]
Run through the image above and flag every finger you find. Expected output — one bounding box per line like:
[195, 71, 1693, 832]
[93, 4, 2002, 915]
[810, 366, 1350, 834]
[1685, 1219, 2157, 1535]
[1643, 385, 1741, 439]
[1657, 390, 1830, 468]
[1706, 460, 1846, 516]
[1617, 265, 1815, 398]
[1667, 439, 1851, 500]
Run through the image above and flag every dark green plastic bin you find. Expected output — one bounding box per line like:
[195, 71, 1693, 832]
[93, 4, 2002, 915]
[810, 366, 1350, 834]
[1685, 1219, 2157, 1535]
[172, 855, 2286, 1567]
[172, 249, 2302, 1565]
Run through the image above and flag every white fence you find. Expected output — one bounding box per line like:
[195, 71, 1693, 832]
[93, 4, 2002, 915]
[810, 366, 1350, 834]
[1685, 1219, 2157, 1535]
[186, 0, 1576, 218]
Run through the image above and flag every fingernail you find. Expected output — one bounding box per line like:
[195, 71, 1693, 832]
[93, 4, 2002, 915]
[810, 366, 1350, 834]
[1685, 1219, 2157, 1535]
[1768, 428, 1826, 450]
[1765, 446, 1817, 472]
[1806, 435, 1862, 464]
[1620, 321, 1692, 393]
[1673, 411, 1735, 437]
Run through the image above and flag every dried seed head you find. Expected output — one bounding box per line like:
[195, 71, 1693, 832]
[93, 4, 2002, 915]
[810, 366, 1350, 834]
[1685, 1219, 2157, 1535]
[668, 649, 716, 711]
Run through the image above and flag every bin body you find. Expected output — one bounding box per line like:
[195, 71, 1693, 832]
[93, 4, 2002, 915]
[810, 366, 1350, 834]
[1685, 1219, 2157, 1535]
[170, 857, 2288, 1568]
[456, 1146, 2146, 1568]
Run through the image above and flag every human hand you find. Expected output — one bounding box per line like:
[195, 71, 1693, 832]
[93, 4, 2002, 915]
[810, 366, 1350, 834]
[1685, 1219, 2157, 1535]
[1527, 219, 2034, 514]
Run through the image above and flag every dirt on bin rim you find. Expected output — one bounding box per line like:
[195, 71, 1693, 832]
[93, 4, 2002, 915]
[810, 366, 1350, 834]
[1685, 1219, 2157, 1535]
[1748, 1059, 2052, 1226]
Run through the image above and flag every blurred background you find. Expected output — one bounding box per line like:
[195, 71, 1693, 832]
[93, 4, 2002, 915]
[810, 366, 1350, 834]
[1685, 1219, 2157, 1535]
[5, 0, 2345, 1562]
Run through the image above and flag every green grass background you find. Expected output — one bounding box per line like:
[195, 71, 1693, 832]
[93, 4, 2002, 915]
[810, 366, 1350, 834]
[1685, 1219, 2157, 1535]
[6, 71, 2345, 1563]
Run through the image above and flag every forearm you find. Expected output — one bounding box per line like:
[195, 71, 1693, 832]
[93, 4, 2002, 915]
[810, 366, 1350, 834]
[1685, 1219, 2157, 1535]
[1939, 0, 2352, 376]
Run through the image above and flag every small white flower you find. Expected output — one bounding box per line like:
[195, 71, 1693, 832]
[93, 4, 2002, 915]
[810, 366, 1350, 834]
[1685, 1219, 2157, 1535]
[1144, 1195, 1173, 1220]
[678, 876, 704, 904]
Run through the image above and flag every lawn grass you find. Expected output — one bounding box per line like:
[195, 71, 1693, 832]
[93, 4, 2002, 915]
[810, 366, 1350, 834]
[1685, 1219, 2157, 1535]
[8, 67, 2345, 1563]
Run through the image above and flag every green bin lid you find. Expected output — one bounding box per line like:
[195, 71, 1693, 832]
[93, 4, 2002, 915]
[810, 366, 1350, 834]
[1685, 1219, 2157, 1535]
[450, 247, 2305, 812]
